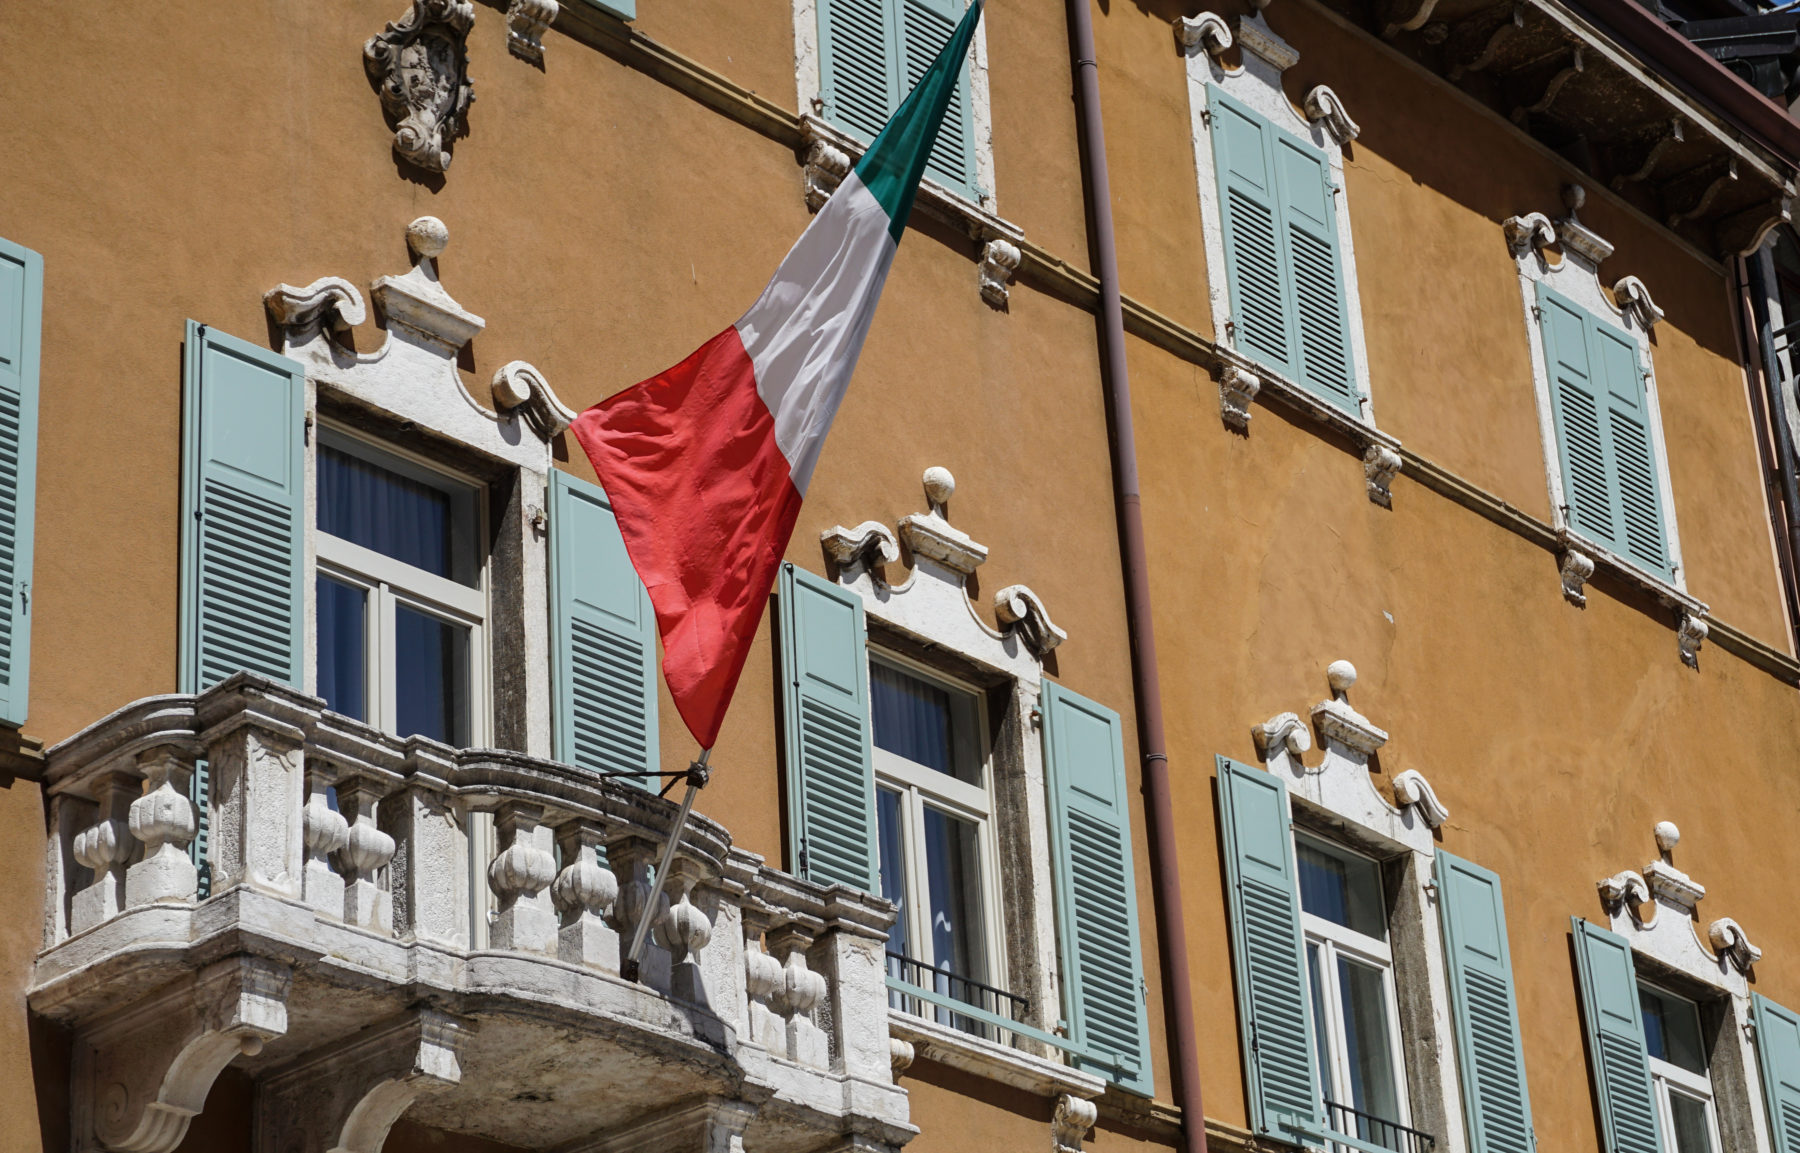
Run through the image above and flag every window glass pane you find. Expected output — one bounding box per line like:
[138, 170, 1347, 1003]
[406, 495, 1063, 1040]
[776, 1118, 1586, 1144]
[320, 440, 477, 586]
[872, 661, 976, 780]
[395, 604, 470, 746]
[877, 786, 910, 962]
[1667, 1089, 1715, 1153]
[1641, 984, 1708, 1074]
[316, 576, 367, 722]
[1298, 838, 1386, 939]
[922, 806, 985, 980]
[1339, 955, 1403, 1130]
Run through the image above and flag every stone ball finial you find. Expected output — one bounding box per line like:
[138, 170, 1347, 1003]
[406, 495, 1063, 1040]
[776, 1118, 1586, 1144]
[923, 466, 956, 511]
[1327, 660, 1357, 694]
[407, 216, 450, 260]
[1654, 821, 1681, 854]
[1562, 184, 1587, 214]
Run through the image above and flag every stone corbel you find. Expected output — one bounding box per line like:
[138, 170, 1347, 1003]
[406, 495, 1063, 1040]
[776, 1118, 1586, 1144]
[1252, 711, 1313, 759]
[1390, 769, 1450, 828]
[1511, 47, 1582, 125]
[505, 0, 558, 63]
[1668, 157, 1739, 231]
[1708, 918, 1763, 974]
[801, 126, 852, 213]
[364, 0, 476, 173]
[822, 521, 902, 572]
[74, 956, 291, 1153]
[1303, 86, 1361, 145]
[1612, 119, 1685, 192]
[263, 277, 368, 343]
[1052, 1094, 1098, 1153]
[1559, 546, 1596, 607]
[979, 238, 1021, 308]
[889, 1036, 916, 1078]
[492, 360, 578, 440]
[1598, 869, 1652, 922]
[1677, 609, 1709, 669]
[1719, 193, 1795, 258]
[256, 1009, 469, 1153]
[1174, 12, 1234, 61]
[1502, 211, 1557, 257]
[1611, 276, 1665, 332]
[1220, 365, 1261, 429]
[1363, 442, 1402, 507]
[994, 585, 1067, 656]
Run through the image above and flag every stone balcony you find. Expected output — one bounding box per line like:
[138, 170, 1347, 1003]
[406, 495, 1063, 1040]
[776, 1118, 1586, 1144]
[32, 673, 909, 1153]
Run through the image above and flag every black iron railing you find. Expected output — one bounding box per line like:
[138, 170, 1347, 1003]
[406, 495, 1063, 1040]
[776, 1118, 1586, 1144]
[886, 951, 1030, 1041]
[1323, 1100, 1437, 1153]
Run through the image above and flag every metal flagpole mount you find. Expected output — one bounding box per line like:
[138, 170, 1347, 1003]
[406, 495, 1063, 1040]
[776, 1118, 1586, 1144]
[620, 748, 712, 984]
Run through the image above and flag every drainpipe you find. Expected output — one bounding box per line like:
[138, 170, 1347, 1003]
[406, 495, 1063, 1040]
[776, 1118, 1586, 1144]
[1743, 250, 1800, 648]
[1063, 5, 1208, 1153]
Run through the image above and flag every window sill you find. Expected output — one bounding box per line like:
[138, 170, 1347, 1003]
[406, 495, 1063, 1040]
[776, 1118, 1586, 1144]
[887, 1008, 1105, 1100]
[1555, 527, 1709, 665]
[1216, 349, 1401, 506]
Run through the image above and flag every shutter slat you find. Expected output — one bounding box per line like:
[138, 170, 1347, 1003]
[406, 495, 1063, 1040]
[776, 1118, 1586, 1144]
[821, 0, 902, 145]
[1753, 995, 1800, 1153]
[1571, 917, 1663, 1153]
[1437, 851, 1535, 1153]
[1217, 756, 1321, 1138]
[1210, 89, 1294, 376]
[0, 238, 42, 727]
[1045, 682, 1152, 1094]
[550, 470, 659, 788]
[901, 0, 977, 196]
[779, 564, 878, 891]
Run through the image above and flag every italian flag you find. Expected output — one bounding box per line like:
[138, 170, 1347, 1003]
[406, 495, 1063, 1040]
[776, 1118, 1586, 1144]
[571, 0, 985, 750]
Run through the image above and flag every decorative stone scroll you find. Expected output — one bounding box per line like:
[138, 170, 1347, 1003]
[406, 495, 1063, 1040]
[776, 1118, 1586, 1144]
[1390, 769, 1450, 828]
[1559, 547, 1596, 607]
[994, 585, 1066, 657]
[1363, 442, 1402, 507]
[1219, 365, 1261, 429]
[1303, 85, 1361, 145]
[505, 0, 558, 64]
[979, 238, 1021, 308]
[1052, 1094, 1099, 1153]
[1502, 212, 1557, 257]
[1174, 12, 1234, 60]
[364, 0, 476, 173]
[1596, 821, 1763, 981]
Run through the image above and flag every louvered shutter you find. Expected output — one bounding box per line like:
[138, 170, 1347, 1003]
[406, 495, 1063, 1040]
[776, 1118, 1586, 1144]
[550, 470, 658, 788]
[820, 0, 902, 148]
[1437, 851, 1535, 1153]
[1272, 134, 1356, 411]
[1539, 285, 1616, 549]
[0, 237, 42, 728]
[1753, 994, 1800, 1153]
[179, 321, 304, 694]
[1216, 755, 1321, 1139]
[778, 563, 877, 891]
[1591, 316, 1670, 577]
[1044, 682, 1152, 1096]
[1209, 88, 1295, 378]
[900, 0, 978, 198]
[1571, 917, 1663, 1153]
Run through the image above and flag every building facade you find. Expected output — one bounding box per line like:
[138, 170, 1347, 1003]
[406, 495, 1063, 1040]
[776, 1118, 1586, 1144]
[3, 0, 1800, 1152]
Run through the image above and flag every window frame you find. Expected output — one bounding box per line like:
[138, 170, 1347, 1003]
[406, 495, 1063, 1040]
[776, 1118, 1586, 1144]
[1640, 980, 1725, 1153]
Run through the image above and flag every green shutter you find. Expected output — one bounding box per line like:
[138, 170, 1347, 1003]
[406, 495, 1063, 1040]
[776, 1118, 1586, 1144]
[1571, 917, 1663, 1153]
[1753, 994, 1800, 1153]
[901, 0, 978, 198]
[0, 237, 42, 728]
[820, 0, 902, 148]
[1044, 682, 1152, 1096]
[1437, 852, 1534, 1153]
[1273, 134, 1356, 410]
[778, 563, 877, 891]
[550, 470, 658, 788]
[179, 320, 304, 694]
[1592, 318, 1669, 576]
[1210, 88, 1294, 378]
[577, 0, 634, 20]
[1216, 755, 1321, 1139]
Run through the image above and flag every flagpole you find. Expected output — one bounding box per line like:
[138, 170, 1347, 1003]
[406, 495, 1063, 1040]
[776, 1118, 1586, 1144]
[620, 747, 710, 983]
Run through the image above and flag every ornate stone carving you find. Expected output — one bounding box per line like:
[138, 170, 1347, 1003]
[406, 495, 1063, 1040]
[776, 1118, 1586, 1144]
[899, 468, 989, 575]
[1252, 711, 1312, 758]
[1559, 547, 1596, 607]
[1303, 86, 1361, 145]
[1511, 47, 1583, 124]
[1612, 276, 1665, 332]
[802, 131, 852, 212]
[1363, 442, 1402, 507]
[1668, 157, 1738, 230]
[491, 360, 578, 440]
[822, 521, 902, 570]
[126, 752, 197, 908]
[1052, 1094, 1098, 1153]
[1174, 12, 1233, 58]
[1555, 185, 1615, 266]
[655, 859, 715, 1002]
[979, 238, 1021, 308]
[1390, 769, 1450, 828]
[1236, 14, 1299, 71]
[302, 772, 350, 917]
[263, 277, 367, 337]
[364, 0, 476, 173]
[1220, 365, 1261, 429]
[335, 781, 396, 931]
[72, 772, 138, 933]
[1598, 869, 1652, 917]
[1598, 823, 1762, 987]
[1310, 661, 1390, 757]
[505, 0, 558, 64]
[1678, 610, 1709, 669]
[1502, 212, 1557, 257]
[994, 585, 1066, 656]
[553, 821, 620, 969]
[1708, 919, 1763, 973]
[1613, 119, 1685, 191]
[889, 1036, 916, 1077]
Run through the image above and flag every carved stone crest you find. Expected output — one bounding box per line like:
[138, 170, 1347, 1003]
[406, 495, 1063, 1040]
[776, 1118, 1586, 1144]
[365, 0, 476, 173]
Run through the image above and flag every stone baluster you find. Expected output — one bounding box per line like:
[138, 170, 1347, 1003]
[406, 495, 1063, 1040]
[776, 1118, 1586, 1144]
[609, 832, 671, 990]
[742, 905, 786, 1054]
[71, 770, 137, 933]
[125, 750, 198, 908]
[655, 856, 714, 1004]
[336, 779, 396, 932]
[200, 692, 309, 899]
[301, 768, 348, 917]
[486, 802, 557, 953]
[552, 819, 618, 969]
[768, 920, 830, 1068]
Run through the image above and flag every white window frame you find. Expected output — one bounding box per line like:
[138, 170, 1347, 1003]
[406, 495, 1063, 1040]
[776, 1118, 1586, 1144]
[1640, 981, 1725, 1153]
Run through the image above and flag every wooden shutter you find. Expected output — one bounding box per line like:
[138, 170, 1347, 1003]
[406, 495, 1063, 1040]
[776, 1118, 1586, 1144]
[0, 237, 42, 728]
[1571, 917, 1663, 1153]
[1539, 285, 1615, 548]
[550, 470, 658, 788]
[1216, 755, 1321, 1139]
[778, 563, 877, 891]
[1753, 994, 1800, 1153]
[179, 321, 304, 694]
[1273, 134, 1356, 410]
[1437, 851, 1535, 1153]
[1044, 682, 1153, 1096]
[1591, 317, 1670, 576]
[1209, 88, 1295, 378]
[900, 0, 978, 197]
[820, 0, 901, 147]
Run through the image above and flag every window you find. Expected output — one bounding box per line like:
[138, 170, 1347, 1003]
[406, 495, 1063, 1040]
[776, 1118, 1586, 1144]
[315, 429, 486, 747]
[1641, 984, 1722, 1153]
[1297, 836, 1414, 1151]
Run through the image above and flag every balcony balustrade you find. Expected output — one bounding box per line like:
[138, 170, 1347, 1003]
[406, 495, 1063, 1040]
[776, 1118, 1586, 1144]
[32, 673, 909, 1153]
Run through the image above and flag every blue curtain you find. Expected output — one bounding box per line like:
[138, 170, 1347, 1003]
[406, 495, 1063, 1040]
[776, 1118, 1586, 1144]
[319, 444, 454, 579]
